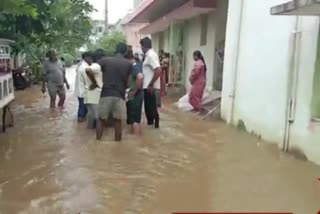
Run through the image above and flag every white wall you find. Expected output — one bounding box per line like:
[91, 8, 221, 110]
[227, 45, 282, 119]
[184, 13, 215, 91]
[221, 0, 320, 165]
[163, 28, 170, 52]
[151, 33, 160, 53]
[183, 0, 228, 92]
[151, 28, 170, 54]
[124, 24, 145, 53]
[221, 0, 245, 123]
[222, 0, 296, 143]
[289, 17, 320, 165]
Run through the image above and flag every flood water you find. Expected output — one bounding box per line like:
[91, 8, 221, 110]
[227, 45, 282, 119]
[0, 67, 319, 214]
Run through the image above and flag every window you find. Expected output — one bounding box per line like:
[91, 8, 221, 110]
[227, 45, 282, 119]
[200, 14, 208, 46]
[3, 80, 8, 97]
[311, 27, 320, 118]
[97, 27, 103, 33]
[0, 82, 2, 100]
[8, 78, 13, 94]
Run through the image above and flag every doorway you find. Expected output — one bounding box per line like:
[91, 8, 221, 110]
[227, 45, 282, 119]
[212, 0, 228, 92]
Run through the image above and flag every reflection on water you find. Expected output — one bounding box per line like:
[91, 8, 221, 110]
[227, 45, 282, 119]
[0, 67, 319, 214]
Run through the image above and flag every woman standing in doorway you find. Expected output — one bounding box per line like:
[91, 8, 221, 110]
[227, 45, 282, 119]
[189, 50, 207, 111]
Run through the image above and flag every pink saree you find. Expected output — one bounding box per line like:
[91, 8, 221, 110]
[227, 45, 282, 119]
[189, 60, 206, 111]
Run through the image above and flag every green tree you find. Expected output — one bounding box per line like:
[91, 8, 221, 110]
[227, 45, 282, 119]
[0, 0, 94, 63]
[0, 0, 94, 83]
[0, 0, 38, 17]
[90, 31, 126, 55]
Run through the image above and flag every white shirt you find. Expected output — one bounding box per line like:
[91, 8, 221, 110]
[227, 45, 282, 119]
[84, 63, 103, 104]
[142, 49, 161, 89]
[74, 60, 88, 98]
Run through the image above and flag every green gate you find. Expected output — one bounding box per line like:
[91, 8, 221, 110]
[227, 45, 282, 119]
[168, 21, 185, 84]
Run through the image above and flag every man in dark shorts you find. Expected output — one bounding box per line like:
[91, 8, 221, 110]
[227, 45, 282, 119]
[96, 43, 132, 141]
[126, 50, 144, 136]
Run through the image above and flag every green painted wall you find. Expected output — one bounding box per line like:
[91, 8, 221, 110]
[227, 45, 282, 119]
[311, 28, 320, 118]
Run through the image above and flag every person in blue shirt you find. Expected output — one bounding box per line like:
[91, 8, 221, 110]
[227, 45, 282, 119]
[126, 50, 144, 136]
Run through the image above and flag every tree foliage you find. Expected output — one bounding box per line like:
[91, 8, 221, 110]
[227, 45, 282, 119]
[0, 0, 38, 17]
[0, 0, 94, 66]
[88, 31, 126, 55]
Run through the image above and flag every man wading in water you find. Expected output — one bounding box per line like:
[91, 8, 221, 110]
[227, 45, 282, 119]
[42, 50, 70, 108]
[140, 37, 161, 128]
[96, 43, 132, 141]
[126, 50, 144, 136]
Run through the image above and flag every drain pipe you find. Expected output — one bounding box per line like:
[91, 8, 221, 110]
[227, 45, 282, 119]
[283, 16, 300, 152]
[228, 0, 245, 123]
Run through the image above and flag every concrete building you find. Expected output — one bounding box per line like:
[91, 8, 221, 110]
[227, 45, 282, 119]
[121, 1, 149, 53]
[104, 0, 108, 33]
[90, 20, 105, 44]
[134, 0, 143, 8]
[221, 0, 320, 165]
[127, 0, 320, 165]
[106, 23, 116, 33]
[114, 19, 124, 33]
[126, 0, 227, 89]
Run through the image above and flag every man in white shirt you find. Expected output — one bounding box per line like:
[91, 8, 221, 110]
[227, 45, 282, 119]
[84, 51, 104, 129]
[140, 37, 161, 128]
[74, 52, 92, 122]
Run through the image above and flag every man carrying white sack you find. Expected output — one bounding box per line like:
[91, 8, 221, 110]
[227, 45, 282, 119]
[85, 51, 104, 129]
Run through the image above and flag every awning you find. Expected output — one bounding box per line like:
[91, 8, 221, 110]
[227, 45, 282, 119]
[271, 0, 320, 16]
[124, 0, 188, 24]
[0, 39, 14, 45]
[140, 0, 216, 34]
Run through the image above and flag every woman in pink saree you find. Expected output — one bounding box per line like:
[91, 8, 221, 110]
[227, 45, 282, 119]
[189, 51, 207, 111]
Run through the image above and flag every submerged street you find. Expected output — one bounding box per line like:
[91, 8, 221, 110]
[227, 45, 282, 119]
[0, 68, 319, 214]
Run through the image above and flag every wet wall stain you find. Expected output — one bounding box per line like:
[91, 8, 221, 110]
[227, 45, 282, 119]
[237, 119, 246, 131]
[288, 146, 308, 161]
[250, 131, 262, 140]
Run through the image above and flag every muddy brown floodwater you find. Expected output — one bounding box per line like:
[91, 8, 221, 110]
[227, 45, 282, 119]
[0, 67, 319, 214]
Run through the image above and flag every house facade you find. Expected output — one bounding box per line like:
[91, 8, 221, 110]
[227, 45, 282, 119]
[121, 3, 149, 53]
[90, 20, 105, 45]
[122, 22, 147, 53]
[128, 0, 320, 165]
[134, 0, 144, 8]
[126, 0, 228, 91]
[121, 15, 147, 53]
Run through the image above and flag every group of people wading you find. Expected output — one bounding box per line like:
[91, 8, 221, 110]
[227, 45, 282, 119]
[42, 37, 207, 141]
